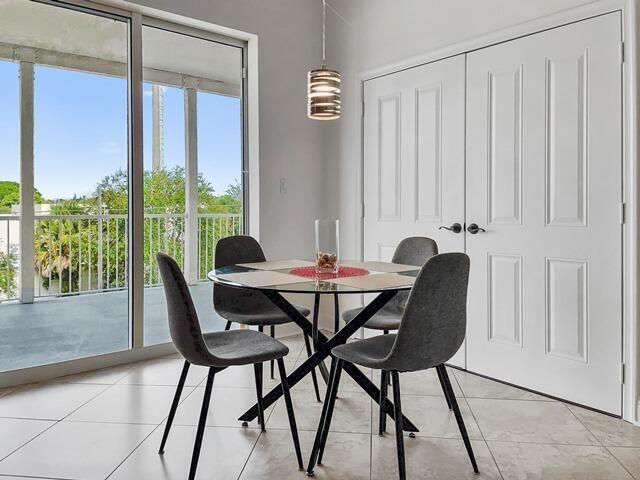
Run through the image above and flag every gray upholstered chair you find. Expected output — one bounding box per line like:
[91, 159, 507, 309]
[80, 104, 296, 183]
[214, 235, 321, 401]
[342, 236, 438, 433]
[342, 237, 438, 331]
[156, 253, 303, 480]
[307, 253, 478, 479]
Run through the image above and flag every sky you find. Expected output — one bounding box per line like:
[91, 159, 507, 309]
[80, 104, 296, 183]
[0, 60, 242, 202]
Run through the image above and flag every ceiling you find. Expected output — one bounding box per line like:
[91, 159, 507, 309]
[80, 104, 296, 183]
[0, 0, 242, 88]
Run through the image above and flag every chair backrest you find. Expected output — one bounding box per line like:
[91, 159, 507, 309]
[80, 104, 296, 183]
[385, 252, 470, 372]
[387, 237, 438, 311]
[157, 252, 216, 366]
[213, 235, 275, 316]
[392, 237, 438, 266]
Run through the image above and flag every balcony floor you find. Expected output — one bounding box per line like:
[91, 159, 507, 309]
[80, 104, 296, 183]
[0, 283, 225, 372]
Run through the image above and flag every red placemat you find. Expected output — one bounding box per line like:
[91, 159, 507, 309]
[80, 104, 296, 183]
[289, 266, 369, 280]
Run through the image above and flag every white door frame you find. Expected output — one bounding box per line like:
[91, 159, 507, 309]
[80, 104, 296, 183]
[356, 0, 639, 424]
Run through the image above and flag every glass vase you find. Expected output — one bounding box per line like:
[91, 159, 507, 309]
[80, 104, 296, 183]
[315, 219, 340, 275]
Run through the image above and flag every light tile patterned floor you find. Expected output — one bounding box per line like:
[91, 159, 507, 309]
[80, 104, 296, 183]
[0, 333, 639, 480]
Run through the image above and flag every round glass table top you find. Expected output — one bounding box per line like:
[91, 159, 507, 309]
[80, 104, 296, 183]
[207, 260, 420, 295]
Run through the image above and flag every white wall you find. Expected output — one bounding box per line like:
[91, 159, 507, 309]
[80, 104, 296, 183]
[125, 0, 333, 261]
[325, 0, 602, 263]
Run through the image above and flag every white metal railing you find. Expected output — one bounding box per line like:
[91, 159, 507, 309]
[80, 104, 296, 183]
[0, 212, 242, 303]
[197, 213, 243, 281]
[0, 215, 20, 302]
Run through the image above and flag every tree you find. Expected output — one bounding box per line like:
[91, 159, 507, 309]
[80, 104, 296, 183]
[23, 166, 243, 295]
[0, 181, 46, 213]
[0, 247, 18, 299]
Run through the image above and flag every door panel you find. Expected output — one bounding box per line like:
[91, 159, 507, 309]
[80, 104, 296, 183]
[364, 55, 466, 366]
[466, 13, 622, 413]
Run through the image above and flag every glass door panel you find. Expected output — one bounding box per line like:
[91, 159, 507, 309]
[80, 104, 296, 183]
[141, 25, 244, 345]
[0, 0, 129, 371]
[0, 60, 20, 308]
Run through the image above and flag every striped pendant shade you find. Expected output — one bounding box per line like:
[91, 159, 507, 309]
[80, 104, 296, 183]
[307, 68, 341, 120]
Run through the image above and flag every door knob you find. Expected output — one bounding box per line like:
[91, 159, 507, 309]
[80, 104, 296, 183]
[466, 223, 486, 234]
[438, 223, 462, 234]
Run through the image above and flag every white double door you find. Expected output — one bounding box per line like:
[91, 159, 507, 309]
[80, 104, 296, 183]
[363, 13, 623, 413]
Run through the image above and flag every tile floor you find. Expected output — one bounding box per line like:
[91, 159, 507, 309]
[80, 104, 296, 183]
[0, 333, 639, 479]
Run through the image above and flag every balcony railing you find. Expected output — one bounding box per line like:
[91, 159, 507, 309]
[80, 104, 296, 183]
[0, 212, 242, 303]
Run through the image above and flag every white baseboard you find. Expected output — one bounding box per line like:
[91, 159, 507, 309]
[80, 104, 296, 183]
[0, 342, 177, 388]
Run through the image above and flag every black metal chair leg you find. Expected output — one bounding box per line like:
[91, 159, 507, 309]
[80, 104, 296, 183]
[277, 358, 304, 470]
[313, 294, 320, 344]
[333, 294, 340, 333]
[307, 357, 338, 476]
[188, 367, 215, 480]
[158, 360, 190, 454]
[391, 371, 406, 480]
[436, 365, 453, 410]
[254, 363, 265, 431]
[224, 321, 232, 331]
[270, 325, 276, 379]
[379, 370, 388, 435]
[317, 359, 343, 465]
[303, 333, 322, 403]
[437, 365, 479, 474]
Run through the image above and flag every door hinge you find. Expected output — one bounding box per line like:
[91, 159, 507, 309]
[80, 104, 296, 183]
[621, 362, 626, 385]
[620, 202, 626, 224]
[361, 203, 365, 218]
[361, 101, 365, 117]
[242, 67, 247, 79]
[620, 42, 625, 64]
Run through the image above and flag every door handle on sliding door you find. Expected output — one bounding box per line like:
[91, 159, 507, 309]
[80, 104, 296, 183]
[466, 223, 486, 234]
[438, 223, 462, 234]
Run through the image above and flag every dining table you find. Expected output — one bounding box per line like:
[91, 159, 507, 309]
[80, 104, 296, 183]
[207, 259, 422, 434]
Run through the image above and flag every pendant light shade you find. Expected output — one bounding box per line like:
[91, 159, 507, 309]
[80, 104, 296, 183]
[308, 0, 341, 120]
[308, 68, 341, 120]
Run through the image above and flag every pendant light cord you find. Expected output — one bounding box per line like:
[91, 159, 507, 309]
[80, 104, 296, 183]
[322, 0, 326, 67]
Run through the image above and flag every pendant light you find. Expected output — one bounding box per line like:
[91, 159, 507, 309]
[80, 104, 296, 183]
[307, 0, 341, 120]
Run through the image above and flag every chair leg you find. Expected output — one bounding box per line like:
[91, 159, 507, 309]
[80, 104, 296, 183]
[317, 359, 343, 465]
[270, 325, 276, 379]
[303, 333, 322, 403]
[313, 294, 320, 344]
[254, 363, 265, 431]
[307, 357, 338, 476]
[436, 365, 453, 410]
[277, 358, 304, 470]
[391, 371, 406, 480]
[188, 367, 215, 480]
[378, 329, 390, 433]
[333, 294, 340, 333]
[379, 370, 388, 435]
[224, 320, 232, 331]
[437, 365, 479, 474]
[158, 360, 190, 454]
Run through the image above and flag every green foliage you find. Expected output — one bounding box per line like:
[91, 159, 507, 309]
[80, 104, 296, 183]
[0, 247, 18, 299]
[0, 167, 243, 298]
[0, 181, 46, 213]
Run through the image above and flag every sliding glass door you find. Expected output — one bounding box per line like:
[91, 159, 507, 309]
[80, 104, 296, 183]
[141, 24, 244, 345]
[0, 0, 247, 372]
[0, 0, 130, 371]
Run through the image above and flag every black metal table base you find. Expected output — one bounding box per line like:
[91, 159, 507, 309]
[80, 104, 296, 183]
[237, 289, 419, 433]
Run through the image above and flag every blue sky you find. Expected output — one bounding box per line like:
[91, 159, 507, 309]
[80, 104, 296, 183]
[0, 60, 242, 201]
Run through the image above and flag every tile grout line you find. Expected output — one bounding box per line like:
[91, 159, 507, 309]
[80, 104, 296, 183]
[460, 376, 505, 480]
[562, 402, 605, 447]
[566, 399, 640, 480]
[604, 446, 640, 480]
[0, 381, 115, 465]
[104, 368, 205, 479]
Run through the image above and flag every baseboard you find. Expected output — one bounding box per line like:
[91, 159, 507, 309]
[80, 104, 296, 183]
[0, 342, 177, 388]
